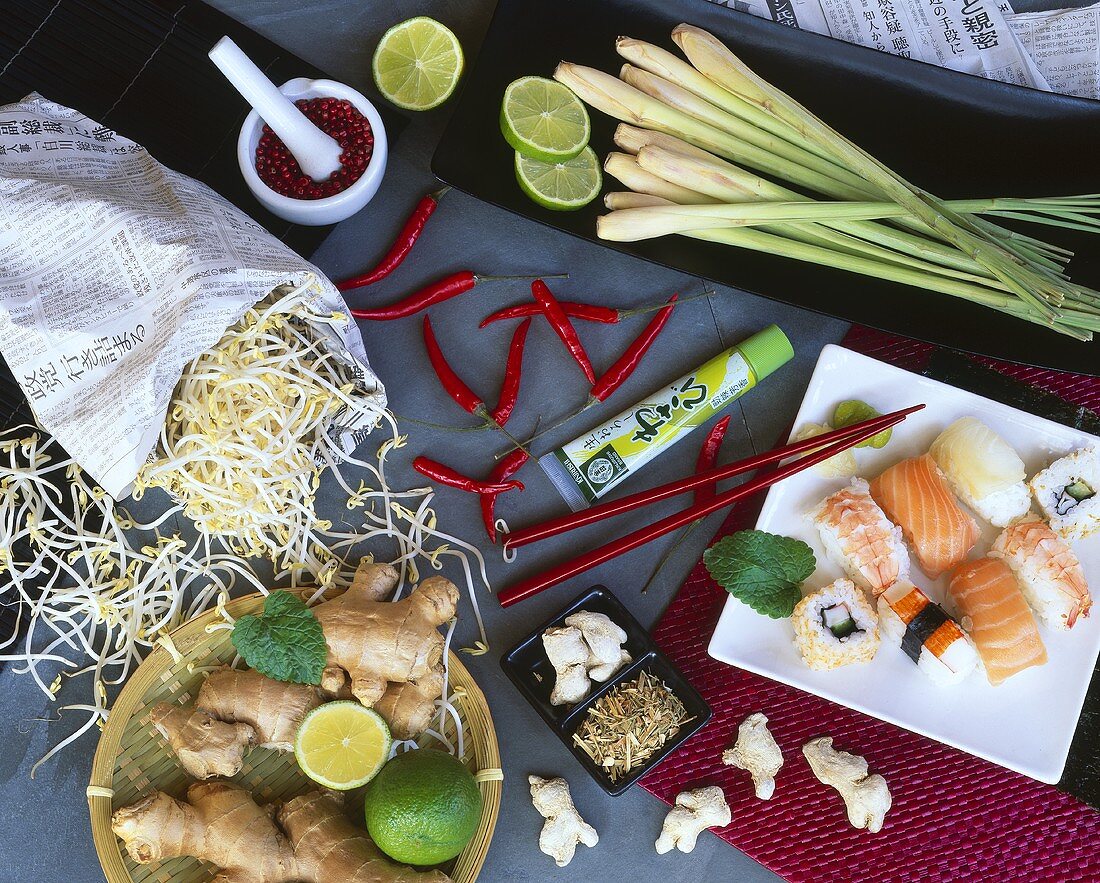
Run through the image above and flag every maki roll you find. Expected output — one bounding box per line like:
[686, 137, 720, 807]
[991, 517, 1091, 630]
[1029, 447, 1099, 541]
[810, 478, 909, 595]
[877, 581, 978, 685]
[792, 579, 880, 671]
[929, 417, 1030, 527]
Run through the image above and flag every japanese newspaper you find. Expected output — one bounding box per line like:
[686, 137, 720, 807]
[0, 93, 385, 498]
[707, 0, 1082, 91]
[1007, 4, 1100, 98]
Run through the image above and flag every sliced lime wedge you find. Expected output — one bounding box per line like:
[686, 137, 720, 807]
[515, 146, 602, 211]
[372, 17, 464, 111]
[294, 701, 392, 791]
[500, 76, 590, 163]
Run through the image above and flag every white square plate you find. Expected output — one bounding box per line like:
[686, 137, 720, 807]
[707, 345, 1099, 783]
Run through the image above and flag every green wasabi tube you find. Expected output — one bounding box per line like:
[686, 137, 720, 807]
[539, 325, 794, 511]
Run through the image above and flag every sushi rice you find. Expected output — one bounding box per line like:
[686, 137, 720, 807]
[1029, 447, 1100, 541]
[792, 579, 880, 671]
[929, 417, 1031, 527]
[877, 581, 978, 685]
[810, 478, 910, 595]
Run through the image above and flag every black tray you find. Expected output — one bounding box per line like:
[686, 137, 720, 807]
[501, 586, 710, 796]
[432, 0, 1100, 375]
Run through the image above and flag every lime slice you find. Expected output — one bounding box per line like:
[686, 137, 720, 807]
[500, 76, 590, 163]
[515, 146, 602, 211]
[294, 701, 392, 791]
[372, 17, 464, 111]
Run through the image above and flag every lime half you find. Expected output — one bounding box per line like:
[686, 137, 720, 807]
[501, 76, 590, 163]
[515, 146, 602, 211]
[294, 701, 392, 791]
[372, 17, 464, 111]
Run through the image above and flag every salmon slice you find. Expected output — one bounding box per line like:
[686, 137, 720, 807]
[949, 557, 1047, 686]
[870, 455, 979, 578]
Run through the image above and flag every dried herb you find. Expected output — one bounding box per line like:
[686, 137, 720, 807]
[572, 670, 692, 782]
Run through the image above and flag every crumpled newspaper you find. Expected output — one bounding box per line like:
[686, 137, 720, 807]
[0, 93, 385, 498]
[708, 0, 1100, 95]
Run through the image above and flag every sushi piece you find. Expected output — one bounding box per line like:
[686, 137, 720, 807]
[948, 557, 1047, 686]
[869, 455, 979, 579]
[809, 478, 909, 595]
[1029, 447, 1100, 541]
[877, 581, 978, 685]
[792, 579, 880, 671]
[991, 517, 1091, 630]
[929, 417, 1030, 527]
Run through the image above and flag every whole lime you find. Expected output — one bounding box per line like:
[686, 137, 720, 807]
[364, 749, 482, 865]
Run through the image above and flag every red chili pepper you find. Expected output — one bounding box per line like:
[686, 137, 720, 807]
[480, 301, 619, 328]
[491, 318, 531, 427]
[478, 287, 714, 329]
[414, 456, 524, 495]
[422, 315, 486, 416]
[530, 279, 596, 384]
[335, 186, 449, 291]
[590, 293, 678, 402]
[694, 415, 731, 504]
[480, 448, 530, 543]
[351, 272, 567, 321]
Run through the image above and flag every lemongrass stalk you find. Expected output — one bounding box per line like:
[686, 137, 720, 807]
[671, 25, 1076, 319]
[606, 191, 671, 210]
[632, 196, 1090, 339]
[634, 146, 1013, 285]
[603, 152, 720, 204]
[614, 123, 717, 161]
[598, 200, 1072, 240]
[554, 62, 874, 201]
[614, 110, 1069, 273]
[636, 144, 999, 278]
[616, 36, 838, 165]
[620, 63, 874, 197]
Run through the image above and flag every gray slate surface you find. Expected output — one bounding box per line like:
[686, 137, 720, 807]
[2, 0, 1071, 880]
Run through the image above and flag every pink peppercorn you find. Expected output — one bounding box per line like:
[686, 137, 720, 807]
[254, 97, 374, 199]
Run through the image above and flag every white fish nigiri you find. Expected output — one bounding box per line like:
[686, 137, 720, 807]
[929, 417, 1030, 527]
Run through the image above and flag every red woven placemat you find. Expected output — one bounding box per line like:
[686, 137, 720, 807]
[638, 328, 1100, 883]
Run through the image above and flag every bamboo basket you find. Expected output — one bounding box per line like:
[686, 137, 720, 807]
[88, 591, 502, 883]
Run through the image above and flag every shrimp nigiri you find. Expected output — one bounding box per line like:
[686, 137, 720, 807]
[810, 479, 909, 595]
[869, 455, 979, 579]
[949, 557, 1047, 686]
[991, 517, 1091, 630]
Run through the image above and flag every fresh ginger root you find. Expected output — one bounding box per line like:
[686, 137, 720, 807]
[153, 562, 458, 777]
[528, 775, 599, 867]
[654, 786, 731, 855]
[151, 668, 322, 780]
[314, 563, 458, 708]
[112, 781, 451, 883]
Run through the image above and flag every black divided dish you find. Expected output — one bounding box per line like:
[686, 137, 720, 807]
[501, 586, 710, 796]
[433, 0, 1100, 375]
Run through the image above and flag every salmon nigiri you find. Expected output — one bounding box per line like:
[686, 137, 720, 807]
[869, 455, 979, 578]
[949, 557, 1047, 686]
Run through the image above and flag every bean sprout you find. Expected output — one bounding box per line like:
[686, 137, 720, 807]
[1, 286, 492, 772]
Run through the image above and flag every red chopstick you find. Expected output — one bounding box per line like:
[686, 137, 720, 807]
[503, 404, 923, 552]
[497, 404, 921, 608]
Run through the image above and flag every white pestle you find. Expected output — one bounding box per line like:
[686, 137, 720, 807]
[209, 36, 343, 182]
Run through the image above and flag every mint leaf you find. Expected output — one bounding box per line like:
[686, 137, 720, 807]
[231, 591, 328, 684]
[703, 530, 816, 619]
